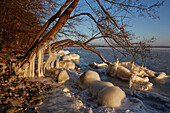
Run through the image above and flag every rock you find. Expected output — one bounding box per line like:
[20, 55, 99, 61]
[97, 86, 126, 108]
[16, 84, 25, 89]
[78, 70, 101, 89]
[1, 98, 8, 104]
[31, 95, 44, 100]
[6, 107, 17, 113]
[56, 70, 70, 83]
[63, 88, 70, 92]
[76, 67, 81, 71]
[89, 81, 114, 98]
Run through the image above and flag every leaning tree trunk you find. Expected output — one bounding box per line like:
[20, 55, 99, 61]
[22, 0, 74, 62]
[21, 0, 79, 66]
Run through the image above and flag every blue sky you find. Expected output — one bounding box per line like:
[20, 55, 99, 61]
[129, 0, 170, 46]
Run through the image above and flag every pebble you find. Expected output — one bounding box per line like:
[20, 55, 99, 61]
[0, 74, 47, 113]
[63, 88, 70, 92]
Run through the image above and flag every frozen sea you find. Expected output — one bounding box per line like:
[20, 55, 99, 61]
[63, 47, 170, 113]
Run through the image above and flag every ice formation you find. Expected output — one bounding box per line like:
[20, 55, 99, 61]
[37, 46, 45, 77]
[78, 70, 101, 89]
[88, 62, 108, 68]
[56, 70, 70, 83]
[107, 58, 168, 90]
[44, 47, 53, 71]
[22, 62, 29, 78]
[78, 70, 126, 108]
[97, 86, 126, 108]
[89, 81, 114, 98]
[29, 53, 36, 78]
[60, 61, 75, 70]
[58, 50, 70, 55]
[62, 53, 80, 61]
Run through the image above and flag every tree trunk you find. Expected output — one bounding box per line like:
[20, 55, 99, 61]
[21, 0, 79, 65]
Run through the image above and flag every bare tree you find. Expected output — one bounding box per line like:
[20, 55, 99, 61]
[0, 0, 58, 49]
[22, 0, 163, 64]
[0, 0, 164, 73]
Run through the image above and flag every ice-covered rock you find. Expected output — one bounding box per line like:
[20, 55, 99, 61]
[156, 72, 167, 79]
[62, 55, 71, 61]
[69, 54, 80, 60]
[107, 58, 167, 91]
[56, 70, 70, 83]
[62, 54, 80, 61]
[89, 62, 108, 68]
[129, 74, 149, 88]
[89, 81, 114, 98]
[78, 70, 101, 89]
[130, 81, 153, 91]
[60, 61, 75, 70]
[97, 86, 126, 108]
[58, 50, 70, 55]
[107, 59, 119, 77]
[115, 66, 132, 80]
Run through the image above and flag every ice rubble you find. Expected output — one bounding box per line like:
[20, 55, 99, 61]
[107, 58, 168, 90]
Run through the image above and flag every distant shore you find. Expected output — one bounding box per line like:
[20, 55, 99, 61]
[67, 46, 170, 48]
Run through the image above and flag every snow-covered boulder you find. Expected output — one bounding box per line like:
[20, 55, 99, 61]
[62, 55, 71, 61]
[62, 54, 80, 61]
[56, 70, 70, 83]
[69, 54, 80, 60]
[97, 86, 126, 108]
[78, 70, 101, 89]
[61, 61, 75, 70]
[89, 81, 114, 98]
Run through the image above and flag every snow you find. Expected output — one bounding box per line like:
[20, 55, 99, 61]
[13, 49, 170, 112]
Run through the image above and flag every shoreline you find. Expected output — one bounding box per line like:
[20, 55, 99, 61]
[66, 46, 170, 49]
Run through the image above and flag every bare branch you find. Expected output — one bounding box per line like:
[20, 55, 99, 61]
[23, 0, 73, 61]
[52, 39, 110, 64]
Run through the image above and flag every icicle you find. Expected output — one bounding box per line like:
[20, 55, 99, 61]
[51, 53, 61, 68]
[44, 46, 53, 72]
[22, 62, 29, 78]
[50, 52, 56, 69]
[37, 45, 45, 77]
[56, 53, 62, 68]
[29, 53, 36, 78]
